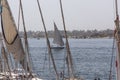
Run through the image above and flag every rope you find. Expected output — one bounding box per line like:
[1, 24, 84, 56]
[109, 37, 115, 80]
[62, 48, 67, 79]
[17, 1, 21, 31]
[42, 47, 47, 73]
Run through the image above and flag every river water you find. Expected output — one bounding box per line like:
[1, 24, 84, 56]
[28, 38, 116, 80]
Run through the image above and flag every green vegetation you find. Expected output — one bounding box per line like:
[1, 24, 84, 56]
[0, 29, 114, 39]
[21, 29, 114, 39]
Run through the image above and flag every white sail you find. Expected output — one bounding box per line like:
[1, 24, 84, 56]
[1, 0, 25, 62]
[53, 22, 64, 46]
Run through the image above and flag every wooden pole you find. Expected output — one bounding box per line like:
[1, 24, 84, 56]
[59, 0, 74, 79]
[114, 0, 120, 80]
[37, 0, 59, 80]
[19, 0, 32, 76]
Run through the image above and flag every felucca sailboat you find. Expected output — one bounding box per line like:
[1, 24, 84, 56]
[0, 0, 42, 79]
[51, 22, 64, 49]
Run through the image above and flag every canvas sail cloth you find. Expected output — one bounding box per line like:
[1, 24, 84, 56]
[0, 57, 3, 72]
[114, 0, 120, 79]
[53, 23, 64, 46]
[1, 0, 25, 63]
[1, 42, 10, 72]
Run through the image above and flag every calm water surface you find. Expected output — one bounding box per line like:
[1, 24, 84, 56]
[28, 38, 116, 80]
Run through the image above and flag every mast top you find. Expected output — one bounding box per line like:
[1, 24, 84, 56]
[115, 0, 119, 17]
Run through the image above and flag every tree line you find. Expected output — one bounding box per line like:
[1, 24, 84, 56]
[17, 29, 114, 39]
[0, 29, 114, 39]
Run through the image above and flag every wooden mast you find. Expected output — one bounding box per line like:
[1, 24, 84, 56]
[19, 0, 32, 75]
[36, 0, 59, 80]
[114, 0, 120, 80]
[59, 0, 74, 79]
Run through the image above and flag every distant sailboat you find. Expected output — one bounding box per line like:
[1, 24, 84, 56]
[51, 22, 64, 49]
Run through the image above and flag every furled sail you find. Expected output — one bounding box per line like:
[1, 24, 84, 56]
[115, 15, 120, 80]
[114, 0, 120, 80]
[1, 0, 25, 63]
[53, 22, 64, 46]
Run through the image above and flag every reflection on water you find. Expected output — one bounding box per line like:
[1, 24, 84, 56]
[28, 38, 116, 80]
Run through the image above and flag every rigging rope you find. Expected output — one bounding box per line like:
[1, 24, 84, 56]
[17, 2, 21, 31]
[62, 47, 67, 79]
[109, 36, 115, 80]
[42, 48, 48, 72]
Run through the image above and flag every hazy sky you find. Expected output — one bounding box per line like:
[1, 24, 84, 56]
[7, 0, 120, 31]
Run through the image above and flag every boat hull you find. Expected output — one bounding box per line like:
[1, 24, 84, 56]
[64, 77, 84, 80]
[0, 72, 43, 80]
[51, 46, 64, 49]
